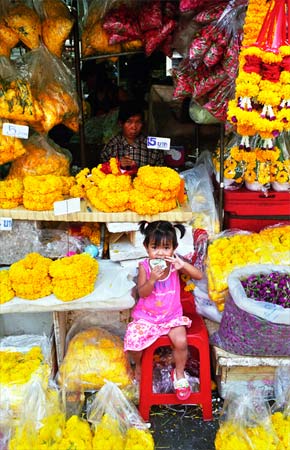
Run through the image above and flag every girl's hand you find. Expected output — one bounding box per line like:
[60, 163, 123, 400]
[164, 254, 185, 271]
[149, 265, 166, 282]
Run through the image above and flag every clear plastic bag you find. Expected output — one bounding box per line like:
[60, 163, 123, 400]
[0, 334, 51, 419]
[215, 391, 280, 450]
[8, 133, 71, 178]
[33, 0, 74, 57]
[181, 152, 219, 238]
[19, 45, 80, 133]
[58, 327, 133, 392]
[87, 382, 155, 448]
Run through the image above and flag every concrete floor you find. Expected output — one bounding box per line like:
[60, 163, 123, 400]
[150, 392, 223, 450]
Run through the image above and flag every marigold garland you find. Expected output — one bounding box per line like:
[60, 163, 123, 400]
[23, 175, 63, 211]
[9, 252, 53, 300]
[0, 269, 15, 304]
[0, 178, 24, 208]
[49, 253, 99, 301]
[227, 0, 290, 146]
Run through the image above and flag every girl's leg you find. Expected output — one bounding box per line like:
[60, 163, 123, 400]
[128, 350, 143, 381]
[168, 326, 189, 380]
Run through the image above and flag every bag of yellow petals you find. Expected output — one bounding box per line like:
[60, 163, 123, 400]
[58, 327, 133, 392]
[87, 381, 155, 450]
[214, 390, 282, 450]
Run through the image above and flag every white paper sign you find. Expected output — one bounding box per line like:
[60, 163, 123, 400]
[54, 198, 81, 216]
[2, 123, 29, 139]
[147, 136, 171, 150]
[0, 217, 12, 231]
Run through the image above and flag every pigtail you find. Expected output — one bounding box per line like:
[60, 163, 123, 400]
[138, 220, 149, 235]
[174, 223, 186, 239]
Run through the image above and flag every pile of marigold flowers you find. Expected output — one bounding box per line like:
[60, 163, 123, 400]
[70, 159, 185, 214]
[92, 414, 154, 450]
[4, 252, 99, 303]
[206, 225, 290, 310]
[49, 253, 99, 301]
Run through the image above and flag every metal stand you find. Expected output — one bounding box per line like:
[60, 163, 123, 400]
[71, 4, 86, 168]
[218, 124, 225, 231]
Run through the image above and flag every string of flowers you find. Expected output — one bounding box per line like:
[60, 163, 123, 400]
[227, 0, 290, 148]
[9, 252, 53, 300]
[0, 178, 24, 209]
[23, 175, 64, 211]
[49, 253, 99, 301]
[0, 269, 15, 304]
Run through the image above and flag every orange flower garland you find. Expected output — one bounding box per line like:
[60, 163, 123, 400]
[227, 0, 290, 147]
[23, 175, 63, 210]
[9, 252, 53, 300]
[0, 178, 23, 208]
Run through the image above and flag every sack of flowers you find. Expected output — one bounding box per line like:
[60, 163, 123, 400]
[211, 265, 290, 356]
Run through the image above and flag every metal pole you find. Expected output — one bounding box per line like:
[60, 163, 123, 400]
[71, 3, 86, 168]
[218, 124, 225, 231]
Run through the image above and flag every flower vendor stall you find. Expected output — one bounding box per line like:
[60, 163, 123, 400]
[1, 1, 290, 448]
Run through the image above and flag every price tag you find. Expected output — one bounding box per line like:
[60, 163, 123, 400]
[147, 136, 171, 151]
[54, 198, 81, 216]
[2, 123, 29, 139]
[0, 217, 12, 231]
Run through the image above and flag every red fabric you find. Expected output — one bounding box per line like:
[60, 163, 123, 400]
[243, 55, 261, 73]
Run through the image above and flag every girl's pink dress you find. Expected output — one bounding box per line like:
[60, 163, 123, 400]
[124, 259, 191, 351]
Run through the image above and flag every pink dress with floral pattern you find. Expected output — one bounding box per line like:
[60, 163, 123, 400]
[124, 259, 191, 351]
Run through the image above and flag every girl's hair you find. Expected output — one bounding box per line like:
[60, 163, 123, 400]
[139, 220, 185, 249]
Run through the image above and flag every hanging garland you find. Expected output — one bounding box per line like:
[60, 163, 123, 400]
[227, 0, 290, 148]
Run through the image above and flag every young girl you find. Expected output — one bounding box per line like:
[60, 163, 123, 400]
[124, 220, 203, 400]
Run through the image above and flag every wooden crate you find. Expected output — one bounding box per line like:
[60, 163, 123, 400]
[53, 309, 131, 368]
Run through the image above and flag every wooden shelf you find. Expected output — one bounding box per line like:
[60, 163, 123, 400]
[0, 200, 193, 223]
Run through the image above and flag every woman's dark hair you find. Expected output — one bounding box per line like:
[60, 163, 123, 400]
[139, 220, 185, 249]
[118, 100, 144, 123]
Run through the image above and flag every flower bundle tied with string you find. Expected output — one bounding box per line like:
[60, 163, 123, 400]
[227, 0, 290, 148]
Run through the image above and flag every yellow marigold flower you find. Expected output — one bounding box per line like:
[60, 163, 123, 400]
[125, 428, 155, 450]
[0, 270, 15, 303]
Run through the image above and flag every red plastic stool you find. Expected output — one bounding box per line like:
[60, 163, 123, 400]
[138, 299, 213, 422]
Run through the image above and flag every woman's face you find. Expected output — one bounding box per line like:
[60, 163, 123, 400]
[122, 114, 143, 142]
[146, 238, 174, 260]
